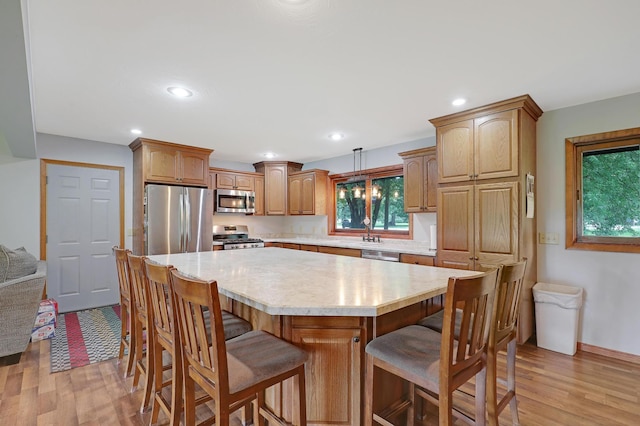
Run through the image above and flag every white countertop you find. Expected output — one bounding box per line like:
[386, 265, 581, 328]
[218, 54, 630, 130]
[261, 237, 437, 256]
[148, 248, 475, 317]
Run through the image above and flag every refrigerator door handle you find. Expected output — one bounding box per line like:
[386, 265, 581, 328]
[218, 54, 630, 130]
[183, 189, 191, 252]
[179, 191, 186, 252]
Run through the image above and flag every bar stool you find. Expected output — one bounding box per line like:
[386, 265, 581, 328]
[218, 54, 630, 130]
[113, 246, 135, 378]
[419, 260, 527, 425]
[144, 259, 183, 426]
[170, 268, 308, 426]
[126, 253, 154, 412]
[364, 267, 501, 425]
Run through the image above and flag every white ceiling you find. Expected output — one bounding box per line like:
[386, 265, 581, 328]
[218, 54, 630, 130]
[24, 0, 640, 164]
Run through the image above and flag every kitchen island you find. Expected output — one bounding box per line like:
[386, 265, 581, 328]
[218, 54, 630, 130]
[148, 247, 477, 425]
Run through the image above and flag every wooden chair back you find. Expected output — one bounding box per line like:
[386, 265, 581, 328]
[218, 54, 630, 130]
[128, 253, 150, 321]
[113, 246, 132, 301]
[440, 267, 501, 394]
[491, 259, 527, 348]
[170, 269, 229, 400]
[144, 259, 178, 349]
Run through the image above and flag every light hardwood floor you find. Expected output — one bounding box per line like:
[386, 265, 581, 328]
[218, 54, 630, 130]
[1, 338, 639, 425]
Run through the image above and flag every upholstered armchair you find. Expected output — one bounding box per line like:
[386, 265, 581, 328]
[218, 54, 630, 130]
[0, 260, 47, 360]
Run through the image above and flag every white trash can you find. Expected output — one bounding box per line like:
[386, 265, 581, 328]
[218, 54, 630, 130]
[533, 282, 583, 356]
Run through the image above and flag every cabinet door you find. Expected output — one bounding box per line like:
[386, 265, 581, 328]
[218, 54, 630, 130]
[474, 181, 519, 266]
[403, 157, 424, 212]
[179, 151, 209, 186]
[216, 173, 237, 189]
[437, 119, 474, 184]
[288, 175, 303, 215]
[474, 110, 519, 180]
[254, 176, 265, 215]
[234, 174, 254, 191]
[265, 165, 287, 215]
[146, 146, 180, 182]
[424, 153, 438, 212]
[436, 185, 474, 270]
[300, 174, 316, 214]
[290, 327, 362, 426]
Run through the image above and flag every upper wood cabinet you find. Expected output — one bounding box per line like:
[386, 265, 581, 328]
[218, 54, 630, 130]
[130, 138, 212, 187]
[398, 147, 437, 213]
[431, 96, 542, 184]
[215, 171, 255, 191]
[253, 161, 303, 215]
[288, 169, 329, 215]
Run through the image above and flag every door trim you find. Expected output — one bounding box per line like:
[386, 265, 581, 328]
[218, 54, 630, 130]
[40, 159, 125, 261]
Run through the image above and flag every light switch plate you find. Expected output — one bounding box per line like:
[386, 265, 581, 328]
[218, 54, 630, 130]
[539, 232, 559, 244]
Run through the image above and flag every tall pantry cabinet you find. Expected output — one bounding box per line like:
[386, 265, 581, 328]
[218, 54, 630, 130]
[429, 95, 542, 343]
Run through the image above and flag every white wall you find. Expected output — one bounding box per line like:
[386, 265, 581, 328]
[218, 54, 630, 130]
[537, 92, 640, 355]
[0, 157, 40, 255]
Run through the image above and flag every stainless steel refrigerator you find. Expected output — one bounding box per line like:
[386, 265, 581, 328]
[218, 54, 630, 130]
[144, 184, 213, 255]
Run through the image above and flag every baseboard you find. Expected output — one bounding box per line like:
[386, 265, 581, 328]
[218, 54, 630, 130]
[577, 342, 640, 364]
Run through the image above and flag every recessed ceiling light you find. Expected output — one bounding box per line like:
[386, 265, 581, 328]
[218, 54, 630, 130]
[452, 98, 467, 106]
[130, 128, 142, 135]
[329, 132, 344, 141]
[167, 86, 193, 98]
[263, 152, 276, 159]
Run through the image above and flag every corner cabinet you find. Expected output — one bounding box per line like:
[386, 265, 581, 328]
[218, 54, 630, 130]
[288, 169, 330, 215]
[130, 138, 212, 187]
[253, 161, 303, 215]
[398, 147, 437, 213]
[429, 95, 543, 343]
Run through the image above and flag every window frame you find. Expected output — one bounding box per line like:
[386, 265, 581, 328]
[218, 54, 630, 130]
[565, 127, 640, 253]
[329, 164, 412, 239]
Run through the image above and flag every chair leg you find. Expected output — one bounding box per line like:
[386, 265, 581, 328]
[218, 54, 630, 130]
[183, 369, 196, 426]
[475, 368, 487, 426]
[255, 391, 266, 426]
[124, 305, 136, 377]
[506, 339, 520, 425]
[363, 354, 374, 426]
[131, 317, 144, 391]
[296, 365, 307, 426]
[407, 382, 415, 426]
[150, 342, 163, 425]
[140, 328, 154, 412]
[170, 346, 183, 426]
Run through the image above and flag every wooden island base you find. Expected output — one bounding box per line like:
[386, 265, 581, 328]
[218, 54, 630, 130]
[225, 296, 443, 425]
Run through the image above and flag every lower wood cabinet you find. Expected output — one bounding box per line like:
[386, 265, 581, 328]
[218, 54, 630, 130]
[399, 253, 435, 266]
[317, 246, 362, 258]
[282, 243, 301, 250]
[288, 318, 363, 426]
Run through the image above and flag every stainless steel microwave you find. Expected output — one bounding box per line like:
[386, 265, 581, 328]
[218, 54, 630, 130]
[214, 189, 255, 213]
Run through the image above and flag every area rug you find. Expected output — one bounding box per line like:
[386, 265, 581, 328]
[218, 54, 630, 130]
[50, 305, 121, 373]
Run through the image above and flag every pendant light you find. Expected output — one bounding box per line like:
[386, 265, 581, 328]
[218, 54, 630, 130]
[351, 148, 365, 199]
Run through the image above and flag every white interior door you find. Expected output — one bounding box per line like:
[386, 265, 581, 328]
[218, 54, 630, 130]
[46, 163, 121, 313]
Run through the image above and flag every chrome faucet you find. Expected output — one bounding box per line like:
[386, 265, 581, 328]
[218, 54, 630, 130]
[362, 216, 381, 242]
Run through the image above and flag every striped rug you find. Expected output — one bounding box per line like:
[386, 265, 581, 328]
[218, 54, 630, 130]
[50, 305, 122, 373]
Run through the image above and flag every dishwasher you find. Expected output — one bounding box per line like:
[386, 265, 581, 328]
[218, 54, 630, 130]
[361, 249, 400, 262]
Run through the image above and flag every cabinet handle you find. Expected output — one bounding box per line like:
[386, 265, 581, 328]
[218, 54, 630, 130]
[353, 337, 360, 343]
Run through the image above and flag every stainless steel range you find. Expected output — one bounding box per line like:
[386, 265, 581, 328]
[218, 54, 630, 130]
[212, 225, 264, 250]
